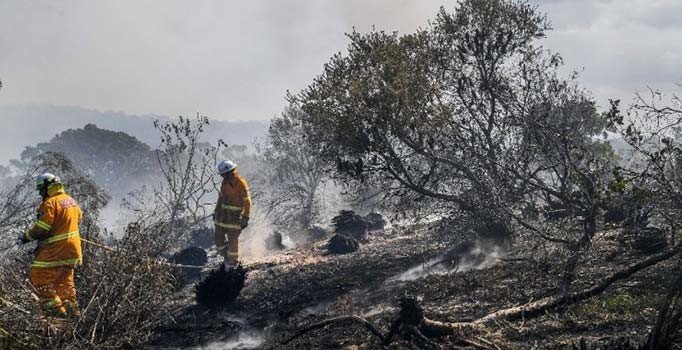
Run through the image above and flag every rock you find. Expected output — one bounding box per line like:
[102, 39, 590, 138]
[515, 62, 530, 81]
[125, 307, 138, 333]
[332, 210, 368, 240]
[604, 205, 627, 224]
[266, 231, 286, 251]
[629, 227, 667, 255]
[308, 225, 329, 240]
[438, 241, 478, 267]
[363, 212, 386, 231]
[169, 247, 208, 288]
[327, 234, 359, 254]
[170, 246, 208, 267]
[187, 226, 214, 249]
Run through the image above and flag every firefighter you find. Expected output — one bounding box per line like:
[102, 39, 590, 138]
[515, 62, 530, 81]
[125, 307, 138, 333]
[213, 160, 252, 266]
[19, 173, 83, 318]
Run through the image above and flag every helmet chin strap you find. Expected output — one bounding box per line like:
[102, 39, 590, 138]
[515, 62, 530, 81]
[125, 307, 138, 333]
[39, 187, 48, 199]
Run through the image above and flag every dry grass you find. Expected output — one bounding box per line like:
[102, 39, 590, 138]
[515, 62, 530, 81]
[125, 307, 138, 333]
[0, 221, 176, 350]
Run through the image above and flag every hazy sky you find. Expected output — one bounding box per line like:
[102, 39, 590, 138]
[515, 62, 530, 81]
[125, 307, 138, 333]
[0, 0, 680, 120]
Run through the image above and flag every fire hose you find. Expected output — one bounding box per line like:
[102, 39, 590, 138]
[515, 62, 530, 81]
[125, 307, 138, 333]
[2, 238, 208, 270]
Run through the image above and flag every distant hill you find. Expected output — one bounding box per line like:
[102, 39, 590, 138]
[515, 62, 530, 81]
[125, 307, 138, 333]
[0, 104, 269, 164]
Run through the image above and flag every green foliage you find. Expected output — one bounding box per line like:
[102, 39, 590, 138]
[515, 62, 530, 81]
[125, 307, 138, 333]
[292, 0, 614, 245]
[570, 291, 658, 320]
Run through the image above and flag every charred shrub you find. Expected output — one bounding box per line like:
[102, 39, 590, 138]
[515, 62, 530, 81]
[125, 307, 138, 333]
[195, 263, 246, 310]
[74, 231, 177, 349]
[332, 210, 368, 240]
[364, 212, 386, 231]
[327, 234, 359, 254]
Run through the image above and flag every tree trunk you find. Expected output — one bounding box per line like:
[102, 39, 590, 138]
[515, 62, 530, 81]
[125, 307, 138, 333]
[560, 212, 598, 296]
[645, 261, 682, 350]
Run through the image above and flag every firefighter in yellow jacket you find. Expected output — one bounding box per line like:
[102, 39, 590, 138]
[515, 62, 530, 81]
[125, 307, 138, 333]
[19, 173, 82, 318]
[214, 160, 252, 265]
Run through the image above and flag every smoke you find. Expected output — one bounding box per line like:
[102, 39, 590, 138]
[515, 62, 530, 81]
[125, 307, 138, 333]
[98, 202, 127, 234]
[361, 305, 395, 318]
[387, 242, 503, 283]
[388, 257, 450, 283]
[0, 1, 445, 120]
[298, 301, 334, 318]
[195, 329, 264, 350]
[239, 208, 278, 260]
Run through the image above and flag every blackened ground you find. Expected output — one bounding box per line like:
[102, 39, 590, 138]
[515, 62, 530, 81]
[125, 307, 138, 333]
[148, 222, 454, 349]
[147, 225, 674, 349]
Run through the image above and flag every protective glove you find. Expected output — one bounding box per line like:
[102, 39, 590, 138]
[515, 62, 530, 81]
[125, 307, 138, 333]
[18, 232, 30, 245]
[240, 216, 249, 229]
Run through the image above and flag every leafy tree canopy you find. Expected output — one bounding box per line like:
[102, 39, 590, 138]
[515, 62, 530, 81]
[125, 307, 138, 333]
[20, 123, 157, 199]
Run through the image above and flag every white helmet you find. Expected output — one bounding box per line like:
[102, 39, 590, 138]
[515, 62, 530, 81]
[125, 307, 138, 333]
[217, 160, 237, 175]
[36, 173, 61, 190]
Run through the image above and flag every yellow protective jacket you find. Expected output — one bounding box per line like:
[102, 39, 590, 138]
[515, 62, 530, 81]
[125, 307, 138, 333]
[214, 170, 251, 231]
[25, 185, 83, 268]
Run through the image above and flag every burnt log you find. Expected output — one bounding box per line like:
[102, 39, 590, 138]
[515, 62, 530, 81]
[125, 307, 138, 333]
[627, 227, 668, 255]
[284, 246, 681, 349]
